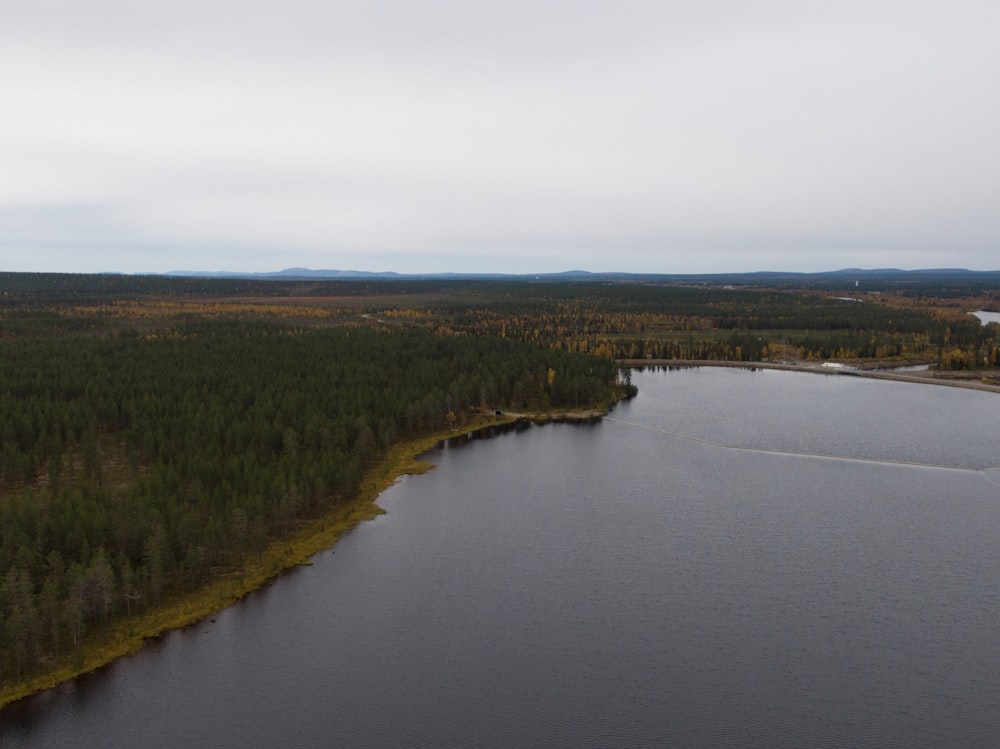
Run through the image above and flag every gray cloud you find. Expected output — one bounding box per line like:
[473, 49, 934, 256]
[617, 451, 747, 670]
[1, 0, 998, 273]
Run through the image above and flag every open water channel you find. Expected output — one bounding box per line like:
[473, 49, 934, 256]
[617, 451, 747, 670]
[3, 367, 1000, 748]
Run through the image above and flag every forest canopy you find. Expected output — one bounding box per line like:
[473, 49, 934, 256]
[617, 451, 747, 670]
[0, 298, 624, 686]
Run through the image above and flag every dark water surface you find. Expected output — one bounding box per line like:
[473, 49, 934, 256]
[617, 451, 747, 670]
[4, 368, 1000, 748]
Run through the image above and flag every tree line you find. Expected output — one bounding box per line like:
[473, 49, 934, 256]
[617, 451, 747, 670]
[375, 283, 996, 366]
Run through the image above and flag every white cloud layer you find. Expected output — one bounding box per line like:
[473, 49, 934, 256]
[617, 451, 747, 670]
[2, 0, 998, 273]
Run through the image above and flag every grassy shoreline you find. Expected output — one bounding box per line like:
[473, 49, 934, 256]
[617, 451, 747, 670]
[0, 413, 532, 710]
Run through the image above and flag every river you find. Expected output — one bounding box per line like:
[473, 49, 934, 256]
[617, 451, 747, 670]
[972, 310, 1000, 325]
[3, 367, 1000, 748]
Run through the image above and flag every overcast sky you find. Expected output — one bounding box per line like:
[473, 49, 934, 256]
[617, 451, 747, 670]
[2, 1, 998, 275]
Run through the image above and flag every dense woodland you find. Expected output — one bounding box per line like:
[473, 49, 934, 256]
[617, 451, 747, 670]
[0, 313, 624, 685]
[1, 271, 997, 690]
[370, 281, 999, 367]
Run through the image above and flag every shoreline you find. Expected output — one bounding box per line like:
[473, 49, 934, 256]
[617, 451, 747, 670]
[0, 413, 533, 711]
[6, 355, 992, 708]
[623, 359, 1000, 394]
[0, 401, 621, 711]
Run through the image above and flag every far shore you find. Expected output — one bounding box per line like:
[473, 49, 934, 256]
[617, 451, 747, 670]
[622, 359, 1000, 394]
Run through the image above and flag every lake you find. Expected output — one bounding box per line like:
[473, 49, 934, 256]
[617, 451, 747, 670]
[3, 367, 1000, 748]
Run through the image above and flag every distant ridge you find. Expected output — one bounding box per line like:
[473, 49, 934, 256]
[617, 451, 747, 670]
[166, 267, 403, 279]
[165, 268, 618, 281]
[158, 267, 1000, 289]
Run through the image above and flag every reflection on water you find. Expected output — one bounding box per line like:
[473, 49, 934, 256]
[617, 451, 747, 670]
[438, 418, 531, 450]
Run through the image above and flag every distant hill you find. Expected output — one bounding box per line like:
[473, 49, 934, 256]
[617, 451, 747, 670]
[161, 267, 1000, 291]
[166, 267, 403, 279]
